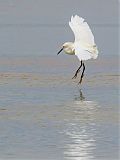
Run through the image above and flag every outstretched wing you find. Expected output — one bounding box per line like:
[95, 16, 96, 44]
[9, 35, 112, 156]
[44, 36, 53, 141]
[69, 15, 95, 46]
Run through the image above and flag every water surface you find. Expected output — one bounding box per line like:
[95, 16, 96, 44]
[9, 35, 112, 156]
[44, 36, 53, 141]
[0, 54, 119, 160]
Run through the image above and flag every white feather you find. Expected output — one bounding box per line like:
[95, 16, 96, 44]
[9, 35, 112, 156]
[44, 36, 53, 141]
[74, 42, 98, 61]
[69, 15, 98, 61]
[69, 15, 95, 45]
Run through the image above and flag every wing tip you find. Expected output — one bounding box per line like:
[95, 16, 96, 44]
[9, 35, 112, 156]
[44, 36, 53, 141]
[70, 14, 85, 24]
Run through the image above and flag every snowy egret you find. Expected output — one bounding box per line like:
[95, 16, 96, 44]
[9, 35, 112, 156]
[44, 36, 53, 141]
[57, 15, 98, 84]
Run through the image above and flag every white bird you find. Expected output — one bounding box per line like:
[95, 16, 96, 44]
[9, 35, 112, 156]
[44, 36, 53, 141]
[57, 15, 98, 84]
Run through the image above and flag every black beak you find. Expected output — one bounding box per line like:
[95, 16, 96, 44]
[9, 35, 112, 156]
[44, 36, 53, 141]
[57, 47, 63, 55]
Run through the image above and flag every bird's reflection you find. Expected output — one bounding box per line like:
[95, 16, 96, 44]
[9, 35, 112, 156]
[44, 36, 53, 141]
[64, 89, 98, 160]
[74, 89, 85, 101]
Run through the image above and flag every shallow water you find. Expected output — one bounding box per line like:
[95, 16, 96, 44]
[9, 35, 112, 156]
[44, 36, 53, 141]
[0, 54, 119, 160]
[0, 0, 119, 159]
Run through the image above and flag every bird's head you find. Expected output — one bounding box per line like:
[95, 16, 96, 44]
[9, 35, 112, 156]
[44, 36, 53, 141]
[57, 42, 75, 55]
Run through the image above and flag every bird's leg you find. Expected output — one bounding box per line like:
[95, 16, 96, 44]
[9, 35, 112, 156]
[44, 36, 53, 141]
[72, 61, 82, 79]
[79, 63, 85, 84]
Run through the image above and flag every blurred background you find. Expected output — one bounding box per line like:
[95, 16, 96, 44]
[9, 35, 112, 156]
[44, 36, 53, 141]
[0, 0, 119, 56]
